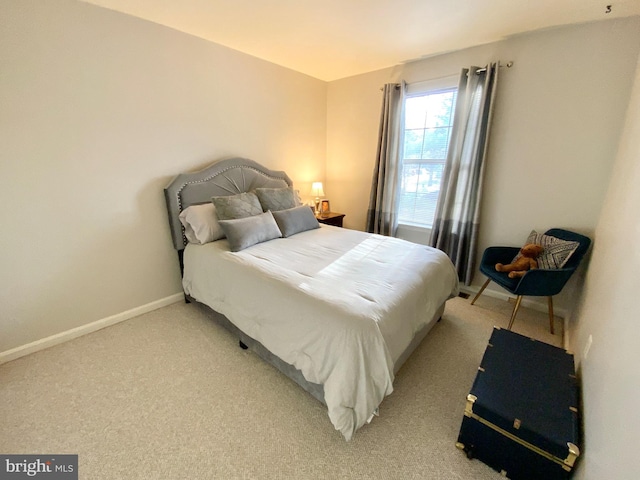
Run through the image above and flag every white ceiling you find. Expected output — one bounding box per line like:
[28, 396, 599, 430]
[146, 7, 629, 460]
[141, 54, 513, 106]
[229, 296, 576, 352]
[81, 0, 640, 81]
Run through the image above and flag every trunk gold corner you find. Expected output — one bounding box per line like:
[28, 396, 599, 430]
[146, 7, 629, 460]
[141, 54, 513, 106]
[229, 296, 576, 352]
[565, 442, 580, 468]
[464, 394, 477, 417]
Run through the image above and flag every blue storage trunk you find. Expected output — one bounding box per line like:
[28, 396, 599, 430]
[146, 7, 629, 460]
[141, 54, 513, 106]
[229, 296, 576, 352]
[457, 327, 580, 479]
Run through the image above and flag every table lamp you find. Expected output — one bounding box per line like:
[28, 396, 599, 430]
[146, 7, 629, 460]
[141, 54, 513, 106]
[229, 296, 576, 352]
[311, 182, 325, 215]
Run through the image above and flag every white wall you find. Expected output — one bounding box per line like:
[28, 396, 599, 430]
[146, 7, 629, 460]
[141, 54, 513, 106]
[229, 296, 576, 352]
[569, 54, 640, 480]
[0, 0, 326, 353]
[326, 17, 640, 316]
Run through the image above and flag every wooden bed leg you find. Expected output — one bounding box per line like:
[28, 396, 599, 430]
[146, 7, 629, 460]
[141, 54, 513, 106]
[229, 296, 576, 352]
[184, 293, 191, 304]
[239, 341, 248, 350]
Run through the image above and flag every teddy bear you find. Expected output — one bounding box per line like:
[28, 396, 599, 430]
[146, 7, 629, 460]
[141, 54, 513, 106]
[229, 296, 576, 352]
[495, 243, 544, 278]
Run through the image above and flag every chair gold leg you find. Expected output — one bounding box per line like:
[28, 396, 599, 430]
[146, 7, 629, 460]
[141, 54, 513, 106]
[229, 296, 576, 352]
[548, 296, 555, 335]
[507, 296, 523, 330]
[470, 279, 491, 305]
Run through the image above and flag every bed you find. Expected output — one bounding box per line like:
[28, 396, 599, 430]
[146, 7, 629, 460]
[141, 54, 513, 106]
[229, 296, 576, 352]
[164, 157, 459, 440]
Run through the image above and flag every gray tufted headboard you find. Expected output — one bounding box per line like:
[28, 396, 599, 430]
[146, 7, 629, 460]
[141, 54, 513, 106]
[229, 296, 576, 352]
[164, 157, 292, 251]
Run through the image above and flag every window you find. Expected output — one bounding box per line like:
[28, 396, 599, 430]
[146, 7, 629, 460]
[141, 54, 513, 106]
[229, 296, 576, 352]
[398, 78, 458, 228]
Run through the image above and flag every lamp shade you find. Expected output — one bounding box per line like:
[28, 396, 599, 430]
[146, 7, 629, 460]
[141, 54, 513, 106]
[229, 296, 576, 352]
[311, 182, 325, 197]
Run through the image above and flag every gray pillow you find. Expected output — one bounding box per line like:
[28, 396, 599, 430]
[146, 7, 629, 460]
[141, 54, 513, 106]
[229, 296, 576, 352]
[218, 211, 282, 252]
[255, 187, 297, 212]
[211, 192, 263, 220]
[272, 205, 320, 238]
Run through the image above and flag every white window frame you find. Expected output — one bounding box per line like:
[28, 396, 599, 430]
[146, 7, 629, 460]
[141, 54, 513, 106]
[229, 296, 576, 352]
[396, 75, 459, 244]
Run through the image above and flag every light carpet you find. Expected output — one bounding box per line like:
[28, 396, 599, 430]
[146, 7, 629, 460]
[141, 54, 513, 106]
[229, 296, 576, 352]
[0, 295, 562, 479]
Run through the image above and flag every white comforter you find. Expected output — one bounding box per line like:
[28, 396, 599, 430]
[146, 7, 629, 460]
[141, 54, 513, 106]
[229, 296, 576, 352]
[182, 225, 459, 440]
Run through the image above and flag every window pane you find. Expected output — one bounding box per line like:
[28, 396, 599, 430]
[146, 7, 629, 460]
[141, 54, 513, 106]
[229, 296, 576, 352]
[422, 127, 450, 159]
[398, 86, 457, 228]
[403, 129, 424, 159]
[425, 91, 456, 127]
[404, 97, 428, 129]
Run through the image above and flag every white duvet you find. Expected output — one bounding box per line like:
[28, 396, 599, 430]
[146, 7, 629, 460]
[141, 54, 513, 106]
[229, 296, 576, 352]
[182, 225, 459, 440]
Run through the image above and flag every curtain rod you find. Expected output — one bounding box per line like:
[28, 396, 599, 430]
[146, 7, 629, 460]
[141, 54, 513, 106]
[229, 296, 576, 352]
[380, 61, 514, 90]
[475, 61, 513, 74]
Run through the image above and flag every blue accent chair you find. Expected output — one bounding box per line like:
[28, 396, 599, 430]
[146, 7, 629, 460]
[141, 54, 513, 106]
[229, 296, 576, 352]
[470, 229, 591, 334]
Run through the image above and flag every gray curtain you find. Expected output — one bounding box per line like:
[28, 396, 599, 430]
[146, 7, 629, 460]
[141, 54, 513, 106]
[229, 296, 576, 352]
[366, 82, 404, 236]
[430, 64, 499, 285]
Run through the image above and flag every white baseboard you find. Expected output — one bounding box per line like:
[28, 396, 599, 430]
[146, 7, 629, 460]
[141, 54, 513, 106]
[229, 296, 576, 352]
[0, 293, 184, 365]
[459, 284, 568, 319]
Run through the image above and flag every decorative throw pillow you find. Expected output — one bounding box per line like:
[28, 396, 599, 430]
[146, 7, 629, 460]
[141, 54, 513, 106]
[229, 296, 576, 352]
[254, 187, 298, 212]
[523, 230, 580, 269]
[178, 203, 225, 244]
[218, 211, 282, 252]
[272, 205, 320, 237]
[211, 192, 263, 220]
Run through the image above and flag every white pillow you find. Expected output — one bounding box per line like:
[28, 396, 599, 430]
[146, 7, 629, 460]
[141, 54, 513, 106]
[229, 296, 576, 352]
[178, 203, 225, 244]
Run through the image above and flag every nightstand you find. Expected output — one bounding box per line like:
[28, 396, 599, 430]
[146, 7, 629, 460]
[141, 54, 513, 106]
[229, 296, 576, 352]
[316, 212, 345, 227]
